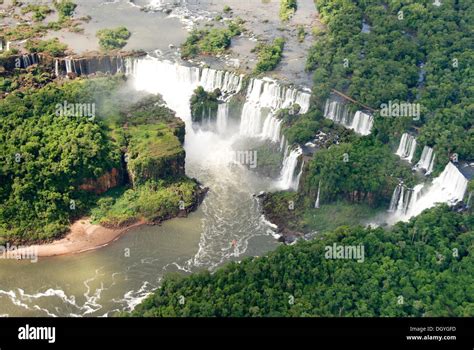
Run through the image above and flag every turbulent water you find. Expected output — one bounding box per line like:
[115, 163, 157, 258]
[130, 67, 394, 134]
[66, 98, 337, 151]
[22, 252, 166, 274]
[0, 56, 284, 317]
[388, 162, 468, 222]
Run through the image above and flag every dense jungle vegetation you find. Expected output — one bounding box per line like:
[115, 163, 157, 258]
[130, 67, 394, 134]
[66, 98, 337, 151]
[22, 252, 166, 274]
[0, 78, 200, 243]
[130, 206, 474, 317]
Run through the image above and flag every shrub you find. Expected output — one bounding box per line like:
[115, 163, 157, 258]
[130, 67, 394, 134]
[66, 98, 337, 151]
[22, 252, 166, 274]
[254, 37, 285, 73]
[96, 27, 131, 51]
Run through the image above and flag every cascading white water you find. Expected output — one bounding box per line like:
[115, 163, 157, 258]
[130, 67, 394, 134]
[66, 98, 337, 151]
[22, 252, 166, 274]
[127, 56, 245, 121]
[261, 114, 283, 143]
[54, 59, 59, 77]
[388, 162, 468, 222]
[127, 57, 200, 119]
[65, 58, 73, 74]
[200, 68, 243, 95]
[415, 145, 436, 175]
[393, 184, 412, 214]
[396, 133, 417, 163]
[239, 102, 265, 137]
[294, 160, 305, 191]
[216, 103, 229, 134]
[324, 99, 351, 125]
[351, 111, 374, 136]
[323, 99, 373, 135]
[279, 135, 286, 152]
[126, 55, 279, 271]
[239, 78, 311, 140]
[278, 146, 303, 191]
[466, 191, 473, 208]
[315, 181, 321, 208]
[388, 184, 402, 213]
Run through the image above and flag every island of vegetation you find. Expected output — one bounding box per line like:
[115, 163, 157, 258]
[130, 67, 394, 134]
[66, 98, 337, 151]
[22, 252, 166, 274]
[0, 74, 206, 248]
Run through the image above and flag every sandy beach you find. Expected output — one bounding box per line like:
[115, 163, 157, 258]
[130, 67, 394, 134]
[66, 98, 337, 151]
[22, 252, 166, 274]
[17, 219, 145, 258]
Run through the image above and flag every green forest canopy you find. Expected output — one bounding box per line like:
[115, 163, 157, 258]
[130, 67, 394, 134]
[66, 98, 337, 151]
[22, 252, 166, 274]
[306, 0, 473, 173]
[130, 206, 473, 317]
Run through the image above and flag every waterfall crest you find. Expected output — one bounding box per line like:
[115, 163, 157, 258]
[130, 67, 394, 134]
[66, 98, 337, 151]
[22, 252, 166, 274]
[126, 56, 243, 95]
[396, 133, 417, 163]
[200, 68, 243, 95]
[127, 56, 312, 141]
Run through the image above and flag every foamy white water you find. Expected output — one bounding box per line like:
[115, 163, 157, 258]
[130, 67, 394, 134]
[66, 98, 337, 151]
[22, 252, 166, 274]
[388, 162, 468, 222]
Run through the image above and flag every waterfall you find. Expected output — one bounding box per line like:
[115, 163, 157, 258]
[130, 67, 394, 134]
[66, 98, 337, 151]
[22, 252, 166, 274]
[127, 57, 242, 96]
[200, 68, 243, 95]
[54, 59, 59, 77]
[19, 54, 39, 69]
[324, 99, 351, 125]
[396, 185, 412, 214]
[388, 184, 402, 212]
[239, 102, 265, 137]
[278, 146, 303, 191]
[127, 56, 248, 122]
[315, 181, 321, 208]
[127, 56, 311, 150]
[415, 146, 436, 175]
[65, 58, 73, 74]
[388, 162, 468, 222]
[351, 111, 374, 136]
[216, 103, 229, 134]
[388, 183, 412, 215]
[261, 114, 282, 143]
[396, 133, 417, 163]
[294, 160, 305, 191]
[251, 78, 310, 113]
[323, 99, 373, 135]
[127, 57, 200, 119]
[239, 78, 310, 140]
[22, 55, 30, 68]
[279, 135, 287, 152]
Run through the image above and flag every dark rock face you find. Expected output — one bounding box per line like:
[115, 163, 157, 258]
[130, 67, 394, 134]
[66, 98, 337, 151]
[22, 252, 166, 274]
[0, 52, 146, 77]
[79, 168, 122, 195]
[127, 150, 186, 187]
[0, 53, 40, 72]
[55, 55, 127, 77]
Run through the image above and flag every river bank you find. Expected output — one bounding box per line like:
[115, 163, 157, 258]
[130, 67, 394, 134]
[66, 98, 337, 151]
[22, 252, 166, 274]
[16, 185, 208, 258]
[17, 218, 146, 258]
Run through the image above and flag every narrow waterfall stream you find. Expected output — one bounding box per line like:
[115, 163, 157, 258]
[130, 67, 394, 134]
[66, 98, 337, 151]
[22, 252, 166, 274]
[395, 133, 417, 163]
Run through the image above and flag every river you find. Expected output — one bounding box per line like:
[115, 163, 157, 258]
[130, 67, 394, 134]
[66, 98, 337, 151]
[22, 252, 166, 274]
[0, 0, 318, 317]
